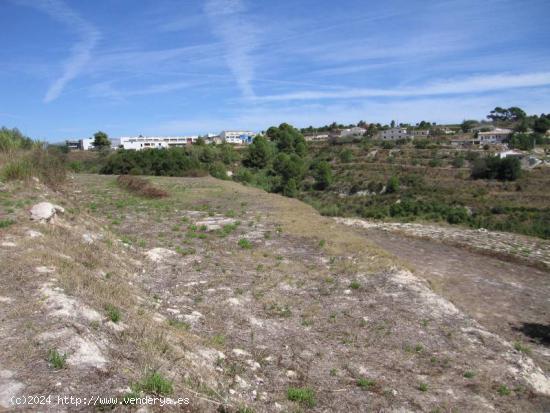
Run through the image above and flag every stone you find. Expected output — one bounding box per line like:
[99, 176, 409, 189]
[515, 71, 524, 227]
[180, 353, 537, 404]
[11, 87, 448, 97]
[30, 202, 65, 222]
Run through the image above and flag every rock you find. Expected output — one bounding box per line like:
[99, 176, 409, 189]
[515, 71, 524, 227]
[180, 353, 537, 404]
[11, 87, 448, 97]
[30, 202, 65, 222]
[26, 229, 43, 238]
[145, 248, 176, 262]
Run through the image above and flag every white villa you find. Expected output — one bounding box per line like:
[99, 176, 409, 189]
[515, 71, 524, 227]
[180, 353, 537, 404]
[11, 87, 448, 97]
[119, 135, 198, 150]
[477, 128, 513, 144]
[376, 128, 409, 140]
[219, 131, 256, 145]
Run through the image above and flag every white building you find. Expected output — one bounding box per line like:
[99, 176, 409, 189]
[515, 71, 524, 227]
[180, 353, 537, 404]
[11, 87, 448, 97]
[119, 135, 198, 150]
[219, 131, 256, 145]
[341, 126, 366, 137]
[376, 128, 409, 140]
[477, 128, 512, 144]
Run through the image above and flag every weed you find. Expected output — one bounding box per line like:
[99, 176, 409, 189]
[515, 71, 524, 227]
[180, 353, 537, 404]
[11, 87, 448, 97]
[238, 238, 252, 249]
[167, 319, 190, 330]
[211, 334, 226, 347]
[47, 348, 67, 369]
[319, 239, 326, 247]
[513, 341, 531, 355]
[105, 304, 121, 323]
[418, 383, 428, 392]
[349, 280, 361, 290]
[287, 387, 316, 408]
[138, 371, 173, 395]
[497, 384, 511, 396]
[356, 377, 376, 390]
[463, 371, 475, 379]
[0, 219, 15, 228]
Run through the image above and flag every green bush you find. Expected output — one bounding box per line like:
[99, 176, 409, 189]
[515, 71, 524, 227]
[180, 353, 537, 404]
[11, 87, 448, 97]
[386, 176, 400, 193]
[209, 162, 228, 180]
[287, 387, 316, 407]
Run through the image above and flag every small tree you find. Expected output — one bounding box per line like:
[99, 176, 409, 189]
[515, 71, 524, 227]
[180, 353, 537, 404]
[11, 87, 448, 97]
[314, 161, 333, 190]
[92, 131, 111, 150]
[386, 176, 399, 193]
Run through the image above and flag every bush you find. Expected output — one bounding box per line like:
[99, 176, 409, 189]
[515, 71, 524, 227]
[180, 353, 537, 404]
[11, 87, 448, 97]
[471, 156, 521, 181]
[386, 176, 400, 193]
[287, 387, 316, 408]
[1, 158, 33, 181]
[116, 175, 168, 198]
[209, 161, 228, 180]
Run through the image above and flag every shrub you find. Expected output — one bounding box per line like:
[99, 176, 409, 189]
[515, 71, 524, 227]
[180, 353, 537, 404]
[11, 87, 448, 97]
[138, 372, 173, 395]
[471, 156, 521, 181]
[209, 161, 228, 180]
[386, 176, 400, 193]
[356, 377, 376, 389]
[287, 387, 316, 408]
[116, 175, 168, 198]
[1, 159, 33, 181]
[105, 304, 121, 323]
[238, 238, 252, 249]
[47, 349, 67, 369]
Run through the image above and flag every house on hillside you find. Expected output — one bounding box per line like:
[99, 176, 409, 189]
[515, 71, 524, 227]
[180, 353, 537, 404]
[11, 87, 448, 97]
[304, 134, 329, 142]
[376, 127, 409, 140]
[411, 129, 430, 138]
[65, 137, 95, 151]
[219, 131, 256, 145]
[120, 135, 197, 150]
[341, 126, 366, 137]
[476, 128, 513, 144]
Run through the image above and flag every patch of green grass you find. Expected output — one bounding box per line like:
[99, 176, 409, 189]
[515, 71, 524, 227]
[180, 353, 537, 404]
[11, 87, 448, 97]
[463, 371, 475, 379]
[356, 377, 376, 390]
[167, 319, 190, 330]
[513, 341, 531, 355]
[105, 304, 121, 323]
[138, 371, 173, 395]
[238, 238, 252, 249]
[225, 209, 236, 218]
[211, 334, 226, 347]
[418, 382, 428, 392]
[497, 384, 511, 396]
[0, 218, 15, 228]
[319, 239, 326, 247]
[47, 348, 67, 369]
[349, 280, 361, 290]
[287, 387, 316, 408]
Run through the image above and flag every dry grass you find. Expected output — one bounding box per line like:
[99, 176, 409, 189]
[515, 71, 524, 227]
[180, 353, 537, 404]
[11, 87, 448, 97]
[116, 175, 168, 198]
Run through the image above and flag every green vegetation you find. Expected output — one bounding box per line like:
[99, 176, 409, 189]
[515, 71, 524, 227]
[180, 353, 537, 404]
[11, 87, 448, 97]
[105, 304, 121, 323]
[135, 371, 173, 395]
[238, 238, 252, 249]
[497, 384, 511, 396]
[513, 341, 531, 355]
[471, 156, 521, 181]
[287, 387, 316, 408]
[418, 382, 428, 392]
[356, 377, 376, 390]
[47, 348, 67, 369]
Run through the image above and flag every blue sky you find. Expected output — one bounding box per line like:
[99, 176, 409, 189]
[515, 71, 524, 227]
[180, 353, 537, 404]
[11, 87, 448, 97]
[1, 0, 550, 141]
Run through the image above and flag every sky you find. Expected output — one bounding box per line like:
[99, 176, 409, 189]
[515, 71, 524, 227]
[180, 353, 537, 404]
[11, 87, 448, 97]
[1, 0, 550, 141]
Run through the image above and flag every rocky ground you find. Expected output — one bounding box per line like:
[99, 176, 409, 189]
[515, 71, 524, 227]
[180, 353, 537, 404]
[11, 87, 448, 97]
[335, 218, 550, 269]
[0, 174, 549, 412]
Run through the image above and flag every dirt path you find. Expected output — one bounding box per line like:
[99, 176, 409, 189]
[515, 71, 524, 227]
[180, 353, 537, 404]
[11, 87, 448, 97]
[360, 227, 550, 371]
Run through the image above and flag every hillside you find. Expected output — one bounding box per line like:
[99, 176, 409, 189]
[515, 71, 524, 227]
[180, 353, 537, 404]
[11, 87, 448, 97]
[1, 173, 549, 412]
[302, 142, 550, 239]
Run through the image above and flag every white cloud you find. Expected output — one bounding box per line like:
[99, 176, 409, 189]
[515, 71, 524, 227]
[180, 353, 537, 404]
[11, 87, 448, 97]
[257, 72, 550, 102]
[204, 0, 258, 98]
[14, 0, 100, 102]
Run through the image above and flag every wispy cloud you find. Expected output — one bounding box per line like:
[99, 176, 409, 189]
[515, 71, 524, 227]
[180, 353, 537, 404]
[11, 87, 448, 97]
[14, 0, 100, 102]
[204, 0, 258, 98]
[257, 72, 550, 101]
